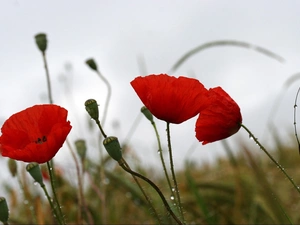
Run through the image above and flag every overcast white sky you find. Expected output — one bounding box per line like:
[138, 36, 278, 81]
[1, 1, 300, 181]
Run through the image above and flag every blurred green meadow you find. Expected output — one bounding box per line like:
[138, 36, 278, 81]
[3, 136, 300, 224]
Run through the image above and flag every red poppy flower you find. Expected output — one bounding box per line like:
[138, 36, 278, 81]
[131, 74, 208, 124]
[195, 87, 242, 144]
[0, 104, 72, 163]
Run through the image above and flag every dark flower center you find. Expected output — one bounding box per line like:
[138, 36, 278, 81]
[35, 136, 47, 144]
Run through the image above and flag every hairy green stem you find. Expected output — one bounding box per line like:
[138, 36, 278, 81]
[118, 158, 183, 225]
[46, 162, 66, 225]
[95, 119, 107, 138]
[42, 52, 53, 104]
[123, 160, 162, 224]
[241, 124, 300, 195]
[166, 122, 185, 222]
[40, 182, 62, 225]
[95, 70, 111, 127]
[151, 121, 173, 194]
[66, 139, 93, 224]
[94, 118, 107, 224]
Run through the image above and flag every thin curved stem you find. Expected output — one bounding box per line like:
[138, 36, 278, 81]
[95, 119, 107, 138]
[40, 183, 62, 225]
[42, 52, 53, 104]
[41, 39, 66, 224]
[152, 121, 173, 194]
[166, 122, 185, 222]
[293, 87, 300, 153]
[169, 40, 285, 74]
[95, 70, 111, 127]
[122, 160, 162, 224]
[66, 139, 94, 224]
[93, 118, 107, 224]
[118, 158, 183, 225]
[46, 162, 66, 225]
[241, 124, 300, 195]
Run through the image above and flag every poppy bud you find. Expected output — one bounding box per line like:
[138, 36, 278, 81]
[85, 58, 98, 71]
[75, 139, 87, 161]
[141, 106, 153, 122]
[35, 33, 47, 52]
[85, 99, 99, 121]
[0, 197, 9, 223]
[103, 136, 122, 161]
[7, 159, 17, 177]
[26, 162, 44, 186]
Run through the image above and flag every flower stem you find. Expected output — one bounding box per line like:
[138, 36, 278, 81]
[46, 161, 66, 225]
[151, 121, 173, 194]
[293, 87, 300, 154]
[122, 160, 162, 224]
[40, 182, 62, 225]
[95, 119, 107, 138]
[66, 139, 93, 224]
[42, 52, 53, 104]
[118, 158, 183, 225]
[241, 124, 300, 195]
[93, 118, 107, 224]
[39, 34, 65, 224]
[95, 70, 111, 127]
[166, 122, 185, 223]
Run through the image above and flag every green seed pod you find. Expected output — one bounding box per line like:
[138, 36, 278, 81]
[85, 58, 98, 71]
[8, 159, 17, 177]
[85, 99, 99, 121]
[35, 33, 47, 52]
[26, 162, 44, 186]
[75, 139, 87, 161]
[0, 197, 9, 223]
[141, 106, 153, 122]
[103, 136, 122, 161]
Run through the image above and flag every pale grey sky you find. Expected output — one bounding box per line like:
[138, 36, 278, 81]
[1, 1, 300, 180]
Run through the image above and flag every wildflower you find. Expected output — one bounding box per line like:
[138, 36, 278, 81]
[0, 104, 72, 163]
[195, 87, 242, 144]
[131, 74, 208, 124]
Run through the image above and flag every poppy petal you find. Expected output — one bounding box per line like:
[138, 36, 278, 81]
[131, 74, 208, 124]
[195, 87, 242, 144]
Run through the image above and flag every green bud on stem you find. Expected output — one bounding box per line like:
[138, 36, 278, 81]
[103, 136, 122, 161]
[75, 139, 87, 161]
[26, 162, 44, 186]
[141, 106, 153, 122]
[85, 99, 99, 121]
[85, 58, 98, 71]
[35, 33, 47, 52]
